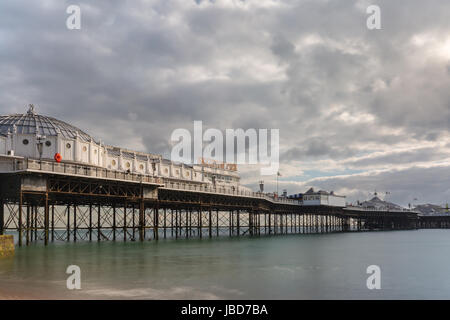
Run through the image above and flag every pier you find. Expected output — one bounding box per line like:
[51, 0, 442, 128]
[417, 215, 450, 229]
[0, 108, 424, 246]
[0, 157, 419, 246]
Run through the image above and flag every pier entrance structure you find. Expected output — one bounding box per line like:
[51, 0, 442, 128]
[0, 107, 418, 245]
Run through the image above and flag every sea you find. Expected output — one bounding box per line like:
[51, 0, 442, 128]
[1, 229, 450, 299]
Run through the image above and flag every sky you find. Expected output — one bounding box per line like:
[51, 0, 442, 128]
[0, 0, 449, 207]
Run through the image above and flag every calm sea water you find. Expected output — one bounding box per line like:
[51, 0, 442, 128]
[1, 229, 450, 299]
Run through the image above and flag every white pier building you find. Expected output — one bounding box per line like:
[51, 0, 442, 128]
[0, 105, 246, 193]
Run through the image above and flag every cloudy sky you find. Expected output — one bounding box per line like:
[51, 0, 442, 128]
[1, 0, 449, 206]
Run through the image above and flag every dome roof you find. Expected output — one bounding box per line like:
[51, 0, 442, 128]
[0, 105, 95, 142]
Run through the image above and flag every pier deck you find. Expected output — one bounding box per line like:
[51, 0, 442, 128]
[0, 159, 419, 246]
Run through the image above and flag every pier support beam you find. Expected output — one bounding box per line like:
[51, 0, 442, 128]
[0, 199, 3, 236]
[44, 192, 49, 245]
[18, 191, 23, 246]
[97, 204, 101, 241]
[73, 204, 77, 242]
[67, 204, 70, 242]
[208, 208, 212, 238]
[89, 204, 93, 241]
[198, 207, 202, 238]
[26, 205, 30, 245]
[139, 200, 145, 241]
[112, 204, 116, 241]
[154, 204, 159, 240]
[123, 202, 127, 242]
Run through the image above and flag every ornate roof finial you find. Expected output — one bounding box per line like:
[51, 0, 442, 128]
[27, 104, 36, 115]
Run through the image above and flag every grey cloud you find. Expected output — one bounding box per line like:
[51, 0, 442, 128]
[1, 0, 449, 204]
[344, 147, 449, 168]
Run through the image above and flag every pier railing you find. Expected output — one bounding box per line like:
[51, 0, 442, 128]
[344, 206, 419, 213]
[9, 157, 163, 185]
[161, 180, 301, 204]
[3, 156, 300, 204]
[1, 156, 418, 210]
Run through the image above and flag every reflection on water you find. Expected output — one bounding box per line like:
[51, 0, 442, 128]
[1, 230, 450, 299]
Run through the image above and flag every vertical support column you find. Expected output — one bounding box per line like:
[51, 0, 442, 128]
[185, 208, 188, 239]
[216, 209, 219, 237]
[229, 210, 232, 237]
[314, 214, 317, 233]
[264, 212, 267, 235]
[292, 213, 295, 234]
[273, 212, 278, 234]
[154, 203, 159, 240]
[198, 207, 202, 239]
[175, 209, 178, 239]
[97, 204, 101, 241]
[44, 192, 49, 246]
[73, 203, 77, 242]
[123, 201, 127, 242]
[291, 212, 295, 233]
[34, 205, 37, 242]
[208, 208, 212, 238]
[89, 204, 93, 241]
[279, 213, 283, 235]
[30, 205, 34, 242]
[163, 208, 167, 239]
[132, 204, 136, 240]
[51, 204, 55, 242]
[0, 198, 3, 236]
[259, 211, 262, 235]
[237, 210, 240, 236]
[139, 199, 145, 242]
[18, 190, 23, 246]
[171, 208, 174, 238]
[112, 203, 116, 241]
[26, 205, 30, 245]
[67, 204, 70, 242]
[306, 214, 309, 234]
[304, 214, 307, 234]
[249, 209, 253, 236]
[285, 214, 288, 234]
[268, 212, 272, 235]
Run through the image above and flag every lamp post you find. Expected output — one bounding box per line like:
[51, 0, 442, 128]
[36, 134, 46, 170]
[276, 171, 281, 196]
